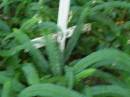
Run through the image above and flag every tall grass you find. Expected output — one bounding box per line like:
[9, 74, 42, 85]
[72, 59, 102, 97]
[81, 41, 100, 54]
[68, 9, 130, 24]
[0, 0, 130, 97]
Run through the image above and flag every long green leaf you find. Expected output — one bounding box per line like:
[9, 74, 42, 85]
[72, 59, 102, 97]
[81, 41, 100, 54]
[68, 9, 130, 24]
[75, 68, 125, 86]
[92, 1, 130, 12]
[73, 49, 130, 74]
[45, 35, 63, 75]
[85, 85, 130, 97]
[65, 66, 74, 89]
[18, 84, 85, 97]
[13, 29, 48, 73]
[1, 81, 12, 97]
[22, 63, 40, 85]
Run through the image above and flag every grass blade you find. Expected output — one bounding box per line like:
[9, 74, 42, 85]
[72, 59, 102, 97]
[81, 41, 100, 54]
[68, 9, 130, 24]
[13, 29, 48, 73]
[18, 84, 85, 97]
[86, 85, 130, 97]
[22, 63, 40, 85]
[73, 49, 130, 74]
[1, 81, 12, 97]
[45, 35, 63, 75]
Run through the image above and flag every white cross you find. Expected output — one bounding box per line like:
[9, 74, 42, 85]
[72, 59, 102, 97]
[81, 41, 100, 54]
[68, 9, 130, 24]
[32, 0, 70, 50]
[57, 0, 70, 51]
[31, 0, 91, 50]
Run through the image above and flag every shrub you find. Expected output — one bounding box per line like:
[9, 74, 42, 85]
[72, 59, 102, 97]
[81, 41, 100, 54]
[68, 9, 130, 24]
[0, 0, 130, 97]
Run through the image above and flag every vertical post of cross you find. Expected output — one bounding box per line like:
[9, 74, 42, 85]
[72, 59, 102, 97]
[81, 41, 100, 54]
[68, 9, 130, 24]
[57, 0, 71, 51]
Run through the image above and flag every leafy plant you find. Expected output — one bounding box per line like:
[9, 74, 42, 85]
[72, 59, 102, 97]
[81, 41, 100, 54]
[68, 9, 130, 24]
[0, 0, 130, 97]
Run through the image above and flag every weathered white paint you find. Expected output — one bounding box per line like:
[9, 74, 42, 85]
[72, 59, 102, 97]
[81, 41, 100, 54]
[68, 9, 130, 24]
[31, 24, 91, 48]
[31, 0, 91, 49]
[57, 0, 70, 33]
[57, 0, 71, 51]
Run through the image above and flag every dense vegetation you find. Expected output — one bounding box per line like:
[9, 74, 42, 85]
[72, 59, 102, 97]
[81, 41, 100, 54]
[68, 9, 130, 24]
[1, 0, 130, 97]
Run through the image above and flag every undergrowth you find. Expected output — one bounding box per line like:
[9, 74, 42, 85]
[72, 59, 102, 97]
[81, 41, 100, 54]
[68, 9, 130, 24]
[0, 0, 130, 97]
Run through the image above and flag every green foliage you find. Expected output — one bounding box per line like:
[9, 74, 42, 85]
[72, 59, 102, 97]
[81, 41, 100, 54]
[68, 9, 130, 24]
[73, 49, 130, 74]
[18, 84, 84, 97]
[45, 35, 63, 75]
[0, 0, 130, 97]
[1, 81, 12, 97]
[13, 29, 48, 73]
[84, 85, 130, 97]
[22, 63, 40, 85]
